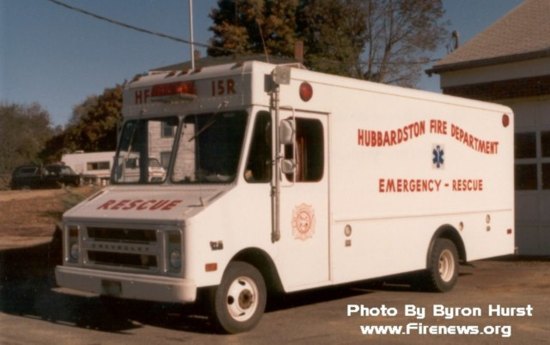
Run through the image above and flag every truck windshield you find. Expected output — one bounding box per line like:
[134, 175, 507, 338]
[113, 111, 248, 184]
[172, 111, 248, 183]
[113, 117, 175, 184]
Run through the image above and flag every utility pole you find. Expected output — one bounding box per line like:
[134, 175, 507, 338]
[189, 0, 195, 69]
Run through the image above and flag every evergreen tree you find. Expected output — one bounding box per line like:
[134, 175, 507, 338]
[297, 0, 368, 78]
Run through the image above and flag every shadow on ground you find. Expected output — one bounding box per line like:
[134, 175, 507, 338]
[1, 230, 475, 334]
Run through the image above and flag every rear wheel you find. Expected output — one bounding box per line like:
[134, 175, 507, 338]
[425, 238, 459, 292]
[208, 261, 266, 334]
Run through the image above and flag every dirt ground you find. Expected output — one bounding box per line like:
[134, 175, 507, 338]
[0, 187, 97, 249]
[0, 188, 548, 344]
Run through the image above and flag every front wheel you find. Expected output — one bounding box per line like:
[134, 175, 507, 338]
[208, 261, 267, 334]
[425, 238, 459, 292]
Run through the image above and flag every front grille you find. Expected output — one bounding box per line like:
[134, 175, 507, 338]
[88, 251, 157, 269]
[83, 226, 160, 271]
[87, 227, 156, 243]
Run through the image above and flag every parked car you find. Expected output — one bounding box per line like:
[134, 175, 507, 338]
[10, 164, 81, 190]
[44, 164, 81, 187]
[114, 156, 166, 183]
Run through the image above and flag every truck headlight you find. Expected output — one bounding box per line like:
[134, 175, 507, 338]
[70, 243, 80, 261]
[169, 249, 181, 269]
[67, 225, 80, 263]
[166, 230, 182, 273]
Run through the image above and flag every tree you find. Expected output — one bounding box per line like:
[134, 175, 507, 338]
[0, 102, 56, 175]
[66, 86, 122, 152]
[296, 0, 368, 78]
[68, 94, 99, 127]
[208, 0, 299, 57]
[208, 0, 448, 86]
[41, 85, 123, 162]
[360, 0, 448, 86]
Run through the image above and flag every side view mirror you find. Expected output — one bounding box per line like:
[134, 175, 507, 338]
[279, 119, 294, 145]
[281, 159, 296, 174]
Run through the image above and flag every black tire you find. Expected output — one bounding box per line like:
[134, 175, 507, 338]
[208, 261, 267, 334]
[425, 238, 459, 292]
[48, 225, 63, 267]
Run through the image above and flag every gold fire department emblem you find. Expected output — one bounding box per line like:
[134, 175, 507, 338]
[292, 203, 315, 240]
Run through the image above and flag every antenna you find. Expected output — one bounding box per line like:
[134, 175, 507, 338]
[452, 31, 460, 49]
[448, 30, 460, 53]
[256, 19, 270, 63]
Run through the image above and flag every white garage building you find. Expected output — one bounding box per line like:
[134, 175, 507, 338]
[428, 0, 550, 255]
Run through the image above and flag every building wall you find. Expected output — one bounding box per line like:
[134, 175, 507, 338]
[437, 57, 550, 255]
[439, 57, 550, 88]
[148, 120, 196, 182]
[507, 97, 550, 255]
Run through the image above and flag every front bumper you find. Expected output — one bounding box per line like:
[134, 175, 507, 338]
[55, 265, 197, 303]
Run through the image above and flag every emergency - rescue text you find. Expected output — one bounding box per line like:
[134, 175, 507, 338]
[378, 178, 483, 193]
[357, 119, 499, 154]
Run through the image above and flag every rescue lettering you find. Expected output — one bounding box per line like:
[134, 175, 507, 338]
[379, 179, 442, 193]
[452, 179, 483, 192]
[97, 199, 183, 211]
[358, 121, 426, 147]
[379, 178, 485, 193]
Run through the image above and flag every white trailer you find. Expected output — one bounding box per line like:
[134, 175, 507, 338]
[62, 151, 166, 184]
[56, 61, 514, 333]
[61, 151, 115, 185]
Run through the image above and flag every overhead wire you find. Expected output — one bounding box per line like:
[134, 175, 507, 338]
[46, 0, 233, 53]
[46, 0, 440, 81]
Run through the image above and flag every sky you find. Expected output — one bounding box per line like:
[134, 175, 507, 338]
[1, 0, 524, 127]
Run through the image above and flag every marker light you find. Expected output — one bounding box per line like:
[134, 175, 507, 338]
[299, 81, 313, 102]
[205, 263, 218, 272]
[502, 114, 510, 128]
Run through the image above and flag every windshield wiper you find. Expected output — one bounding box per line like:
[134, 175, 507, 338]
[188, 101, 229, 142]
[188, 113, 219, 142]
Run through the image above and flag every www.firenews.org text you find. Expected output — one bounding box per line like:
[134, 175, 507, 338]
[347, 303, 533, 338]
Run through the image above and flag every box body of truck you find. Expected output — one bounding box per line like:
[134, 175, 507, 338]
[56, 61, 514, 333]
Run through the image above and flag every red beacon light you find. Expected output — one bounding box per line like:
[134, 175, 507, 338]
[151, 81, 197, 103]
[299, 81, 313, 102]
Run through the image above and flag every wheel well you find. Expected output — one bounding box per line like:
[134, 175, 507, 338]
[427, 225, 467, 266]
[232, 248, 284, 294]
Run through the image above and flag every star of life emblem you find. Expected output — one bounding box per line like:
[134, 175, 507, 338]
[433, 144, 445, 169]
[292, 203, 316, 240]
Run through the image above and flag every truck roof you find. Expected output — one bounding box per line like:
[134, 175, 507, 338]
[123, 60, 510, 119]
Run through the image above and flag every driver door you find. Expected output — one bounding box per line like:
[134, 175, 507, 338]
[277, 111, 330, 290]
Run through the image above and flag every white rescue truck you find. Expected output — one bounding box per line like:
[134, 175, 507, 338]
[56, 61, 515, 333]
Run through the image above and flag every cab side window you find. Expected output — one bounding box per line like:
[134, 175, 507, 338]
[245, 112, 272, 183]
[285, 118, 324, 182]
